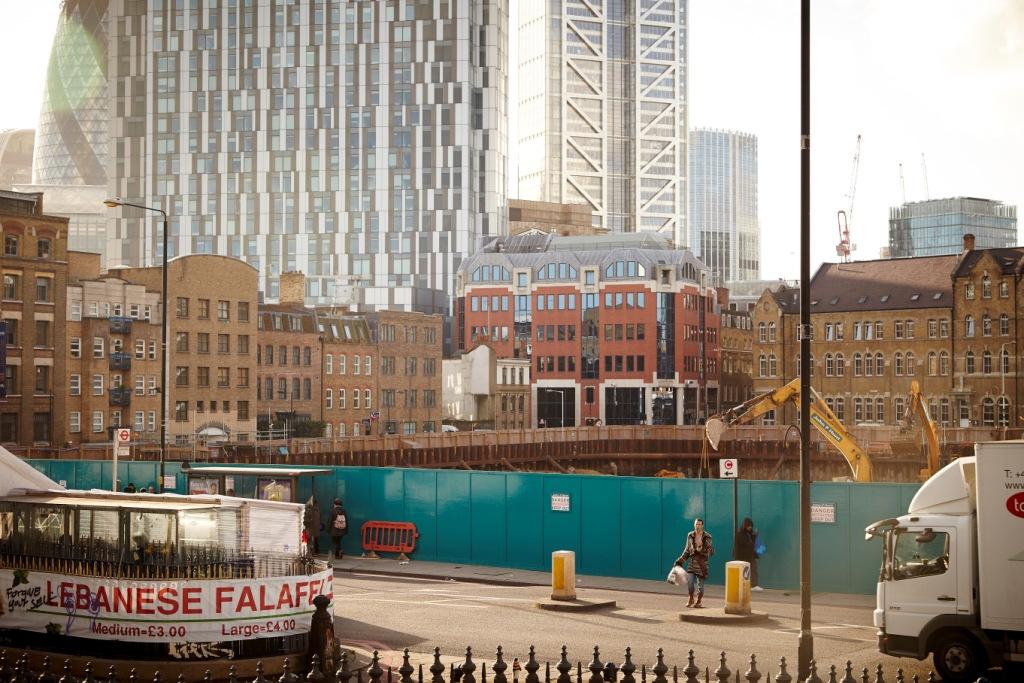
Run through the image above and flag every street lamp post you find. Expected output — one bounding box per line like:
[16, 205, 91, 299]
[104, 198, 169, 490]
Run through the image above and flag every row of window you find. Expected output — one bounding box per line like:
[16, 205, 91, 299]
[1, 274, 53, 303]
[176, 366, 250, 388]
[175, 297, 249, 322]
[2, 319, 53, 348]
[4, 234, 54, 259]
[3, 365, 53, 395]
[324, 388, 374, 410]
[173, 401, 249, 422]
[963, 314, 1011, 337]
[178, 333, 251, 355]
[69, 337, 158, 360]
[68, 374, 158, 396]
[324, 353, 372, 375]
[757, 350, 1013, 378]
[964, 276, 1009, 300]
[68, 410, 160, 434]
[377, 323, 438, 346]
[258, 344, 314, 366]
[69, 300, 155, 322]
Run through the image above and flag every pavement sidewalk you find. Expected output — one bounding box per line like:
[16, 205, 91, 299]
[326, 554, 876, 609]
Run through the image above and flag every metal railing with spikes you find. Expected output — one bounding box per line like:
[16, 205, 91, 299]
[0, 646, 985, 683]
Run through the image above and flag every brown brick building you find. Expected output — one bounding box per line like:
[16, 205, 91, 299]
[256, 302, 322, 430]
[318, 311, 377, 438]
[0, 191, 69, 446]
[366, 310, 443, 435]
[64, 252, 162, 444]
[752, 256, 958, 426]
[117, 255, 259, 443]
[719, 289, 753, 413]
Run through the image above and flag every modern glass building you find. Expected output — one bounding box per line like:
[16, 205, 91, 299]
[889, 197, 1018, 258]
[517, 0, 689, 245]
[24, 0, 109, 257]
[688, 128, 759, 285]
[101, 0, 506, 312]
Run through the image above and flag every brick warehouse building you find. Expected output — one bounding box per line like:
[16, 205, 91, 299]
[457, 233, 721, 427]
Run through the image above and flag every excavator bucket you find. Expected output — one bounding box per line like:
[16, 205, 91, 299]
[705, 418, 728, 451]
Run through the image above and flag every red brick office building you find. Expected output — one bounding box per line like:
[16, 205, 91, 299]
[456, 233, 721, 427]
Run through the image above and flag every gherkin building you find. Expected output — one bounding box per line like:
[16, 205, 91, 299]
[32, 0, 109, 187]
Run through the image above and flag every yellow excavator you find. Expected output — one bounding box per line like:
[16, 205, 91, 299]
[890, 380, 941, 481]
[705, 377, 873, 482]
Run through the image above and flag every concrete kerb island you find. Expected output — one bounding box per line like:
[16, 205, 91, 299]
[535, 550, 616, 612]
[677, 608, 771, 624]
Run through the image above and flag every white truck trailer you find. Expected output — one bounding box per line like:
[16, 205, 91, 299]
[865, 441, 1024, 681]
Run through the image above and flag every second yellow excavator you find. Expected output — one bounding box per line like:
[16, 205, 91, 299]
[705, 377, 873, 482]
[890, 379, 941, 481]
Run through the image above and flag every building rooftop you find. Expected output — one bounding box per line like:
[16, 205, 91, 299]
[808, 255, 958, 313]
[952, 246, 1024, 277]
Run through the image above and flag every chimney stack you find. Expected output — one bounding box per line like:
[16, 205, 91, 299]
[963, 233, 976, 252]
[279, 271, 306, 306]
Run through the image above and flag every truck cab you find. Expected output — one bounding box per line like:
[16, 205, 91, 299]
[867, 447, 1024, 682]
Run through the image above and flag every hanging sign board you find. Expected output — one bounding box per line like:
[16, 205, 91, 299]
[719, 458, 738, 479]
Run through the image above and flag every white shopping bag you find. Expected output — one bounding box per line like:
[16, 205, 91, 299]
[666, 565, 689, 586]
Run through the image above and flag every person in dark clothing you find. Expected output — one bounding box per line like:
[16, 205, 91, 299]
[328, 498, 348, 559]
[733, 516, 761, 590]
[304, 496, 322, 555]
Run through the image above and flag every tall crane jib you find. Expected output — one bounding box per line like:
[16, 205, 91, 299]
[835, 134, 862, 262]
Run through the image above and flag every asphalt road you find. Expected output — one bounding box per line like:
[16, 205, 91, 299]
[331, 573, 936, 681]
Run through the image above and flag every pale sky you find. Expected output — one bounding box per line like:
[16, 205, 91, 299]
[2, 1, 1022, 282]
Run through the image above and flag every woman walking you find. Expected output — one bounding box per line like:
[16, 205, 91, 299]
[733, 516, 762, 590]
[676, 517, 714, 608]
[328, 498, 349, 559]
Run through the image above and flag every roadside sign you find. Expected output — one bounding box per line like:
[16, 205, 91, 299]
[719, 458, 738, 479]
[115, 429, 132, 457]
[370, 410, 381, 420]
[550, 493, 571, 512]
[811, 502, 836, 524]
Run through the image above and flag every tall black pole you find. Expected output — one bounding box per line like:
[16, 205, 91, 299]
[160, 211, 168, 491]
[798, 0, 814, 678]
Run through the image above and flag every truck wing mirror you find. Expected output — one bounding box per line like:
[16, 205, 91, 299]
[864, 517, 899, 541]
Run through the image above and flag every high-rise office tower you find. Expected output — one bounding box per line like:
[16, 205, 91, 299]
[24, 0, 109, 256]
[889, 197, 1018, 258]
[688, 128, 759, 284]
[517, 0, 689, 244]
[104, 0, 507, 312]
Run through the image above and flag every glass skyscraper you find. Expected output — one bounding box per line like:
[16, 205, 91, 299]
[517, 0, 688, 245]
[688, 128, 759, 285]
[100, 0, 506, 312]
[889, 197, 1018, 258]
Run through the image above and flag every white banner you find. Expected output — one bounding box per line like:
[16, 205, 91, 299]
[0, 568, 333, 643]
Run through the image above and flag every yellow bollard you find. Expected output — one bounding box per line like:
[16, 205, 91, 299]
[724, 560, 752, 615]
[550, 550, 576, 601]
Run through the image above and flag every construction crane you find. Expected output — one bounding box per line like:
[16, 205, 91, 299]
[921, 153, 930, 200]
[835, 134, 861, 261]
[889, 380, 941, 481]
[705, 377, 874, 482]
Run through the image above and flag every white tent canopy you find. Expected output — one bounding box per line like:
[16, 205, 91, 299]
[0, 446, 64, 496]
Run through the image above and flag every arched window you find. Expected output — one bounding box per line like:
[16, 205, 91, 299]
[939, 398, 951, 426]
[768, 322, 777, 342]
[965, 316, 975, 337]
[982, 397, 995, 426]
[835, 353, 845, 377]
[353, 421, 361, 437]
[894, 397, 906, 422]
[875, 352, 885, 376]
[982, 275, 992, 298]
[894, 352, 904, 376]
[905, 351, 915, 376]
[966, 350, 976, 374]
[965, 282, 975, 300]
[999, 281, 1010, 298]
[768, 354, 778, 377]
[853, 353, 863, 376]
[875, 398, 885, 423]
[325, 423, 333, 438]
[834, 398, 845, 422]
[825, 353, 834, 377]
[983, 315, 992, 336]
[338, 422, 346, 437]
[1002, 348, 1011, 375]
[927, 352, 937, 376]
[939, 351, 949, 376]
[998, 397, 1010, 426]
[758, 322, 766, 343]
[983, 351, 993, 374]
[759, 354, 767, 377]
[1000, 314, 1010, 336]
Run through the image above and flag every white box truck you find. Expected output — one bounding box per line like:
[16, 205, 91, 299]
[865, 441, 1024, 682]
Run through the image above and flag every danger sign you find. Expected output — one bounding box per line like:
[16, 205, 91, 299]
[719, 458, 738, 479]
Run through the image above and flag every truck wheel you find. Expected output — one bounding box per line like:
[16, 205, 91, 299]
[932, 634, 986, 683]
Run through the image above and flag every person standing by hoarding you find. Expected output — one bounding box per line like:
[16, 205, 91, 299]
[328, 498, 348, 559]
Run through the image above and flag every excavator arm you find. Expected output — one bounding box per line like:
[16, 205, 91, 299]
[706, 378, 874, 482]
[905, 380, 941, 480]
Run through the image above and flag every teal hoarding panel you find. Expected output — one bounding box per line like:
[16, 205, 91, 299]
[435, 471, 472, 563]
[505, 474, 545, 570]
[469, 473, 507, 566]
[616, 479, 658, 578]
[542, 475, 581, 559]
[403, 469, 439, 560]
[578, 477, 622, 576]
[809, 483, 852, 592]
[848, 484, 909, 594]
[368, 468, 406, 520]
[703, 479, 737, 583]
[659, 479, 702, 576]
[748, 481, 798, 589]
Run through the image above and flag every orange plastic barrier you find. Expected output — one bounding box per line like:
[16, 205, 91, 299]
[361, 521, 419, 560]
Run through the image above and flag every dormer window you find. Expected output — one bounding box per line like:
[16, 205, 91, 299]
[982, 275, 991, 298]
